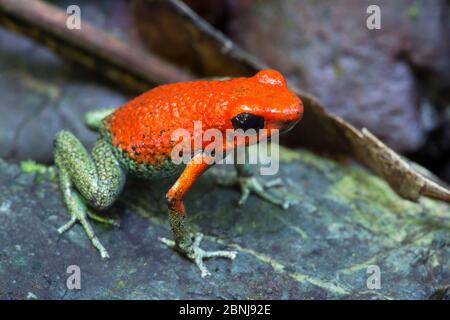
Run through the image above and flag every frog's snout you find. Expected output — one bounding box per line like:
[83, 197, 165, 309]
[276, 98, 304, 134]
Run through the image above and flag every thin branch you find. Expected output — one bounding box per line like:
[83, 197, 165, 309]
[0, 0, 193, 92]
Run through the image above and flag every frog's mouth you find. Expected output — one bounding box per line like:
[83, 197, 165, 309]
[275, 118, 301, 135]
[282, 120, 299, 134]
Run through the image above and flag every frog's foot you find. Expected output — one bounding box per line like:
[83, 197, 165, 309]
[215, 173, 290, 209]
[57, 196, 118, 260]
[160, 233, 237, 277]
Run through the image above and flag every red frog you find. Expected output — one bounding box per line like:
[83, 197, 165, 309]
[54, 69, 303, 277]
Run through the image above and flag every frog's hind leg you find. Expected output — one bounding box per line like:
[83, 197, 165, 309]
[84, 108, 116, 131]
[54, 130, 125, 259]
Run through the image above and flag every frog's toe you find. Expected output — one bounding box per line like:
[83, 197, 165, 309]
[57, 216, 77, 234]
[87, 209, 120, 227]
[237, 176, 291, 210]
[159, 233, 237, 278]
[210, 171, 291, 209]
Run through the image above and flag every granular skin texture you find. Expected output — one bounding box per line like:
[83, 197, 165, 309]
[103, 69, 302, 169]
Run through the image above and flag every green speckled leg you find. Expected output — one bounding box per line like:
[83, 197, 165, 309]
[86, 208, 120, 226]
[54, 130, 124, 259]
[84, 108, 116, 131]
[234, 162, 290, 209]
[216, 148, 290, 209]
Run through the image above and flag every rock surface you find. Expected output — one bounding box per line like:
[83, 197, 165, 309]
[0, 147, 448, 299]
[0, 0, 167, 163]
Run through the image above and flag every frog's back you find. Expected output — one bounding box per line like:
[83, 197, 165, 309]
[102, 73, 296, 178]
[102, 80, 234, 178]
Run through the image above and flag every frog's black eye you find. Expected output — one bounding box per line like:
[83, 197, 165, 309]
[231, 113, 265, 131]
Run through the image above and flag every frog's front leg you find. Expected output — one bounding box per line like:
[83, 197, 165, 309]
[233, 162, 290, 209]
[54, 130, 125, 259]
[215, 147, 290, 209]
[159, 153, 237, 277]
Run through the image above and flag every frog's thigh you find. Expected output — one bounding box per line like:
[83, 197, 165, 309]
[54, 130, 124, 209]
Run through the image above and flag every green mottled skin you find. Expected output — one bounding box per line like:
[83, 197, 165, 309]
[112, 144, 184, 180]
[97, 123, 184, 180]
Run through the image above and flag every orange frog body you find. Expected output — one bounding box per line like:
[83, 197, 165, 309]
[53, 69, 303, 277]
[103, 69, 302, 176]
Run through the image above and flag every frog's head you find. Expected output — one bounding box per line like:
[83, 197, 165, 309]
[226, 69, 303, 145]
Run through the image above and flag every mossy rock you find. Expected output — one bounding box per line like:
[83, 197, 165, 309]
[0, 147, 448, 299]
